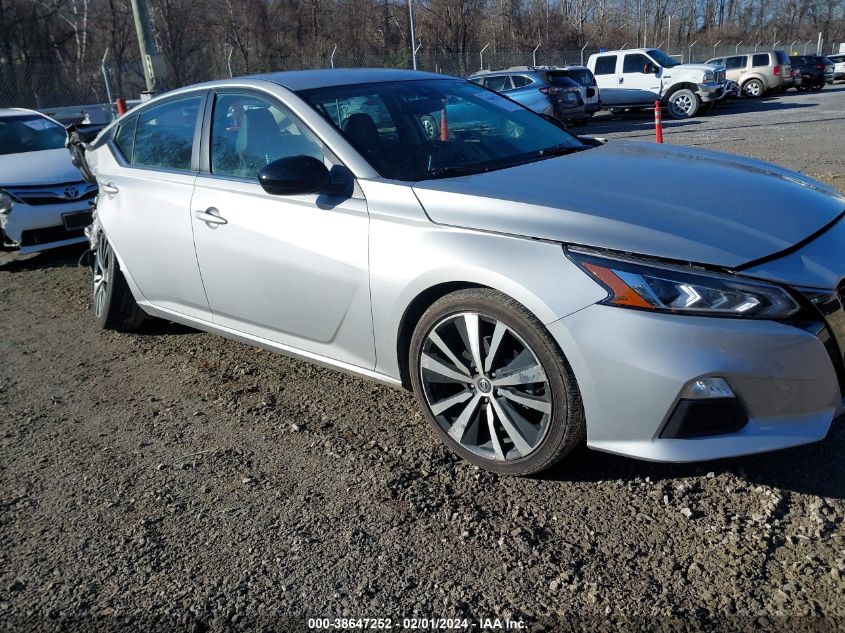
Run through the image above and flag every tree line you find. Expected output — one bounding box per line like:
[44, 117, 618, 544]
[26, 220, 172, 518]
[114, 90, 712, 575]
[1, 0, 843, 107]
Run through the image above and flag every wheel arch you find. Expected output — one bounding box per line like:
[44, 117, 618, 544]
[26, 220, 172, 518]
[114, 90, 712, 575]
[661, 82, 700, 104]
[396, 281, 487, 389]
[740, 74, 767, 90]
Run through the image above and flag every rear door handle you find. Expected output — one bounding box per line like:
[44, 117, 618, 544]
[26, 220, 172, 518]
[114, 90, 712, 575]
[194, 207, 228, 226]
[100, 182, 119, 195]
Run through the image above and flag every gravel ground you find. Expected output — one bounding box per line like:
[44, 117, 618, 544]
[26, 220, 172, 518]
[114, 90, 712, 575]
[2, 86, 845, 632]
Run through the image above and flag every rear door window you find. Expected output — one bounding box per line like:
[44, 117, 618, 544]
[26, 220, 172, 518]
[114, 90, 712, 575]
[566, 68, 595, 85]
[725, 56, 746, 70]
[594, 55, 617, 75]
[511, 75, 532, 88]
[482, 76, 513, 91]
[752, 54, 770, 67]
[132, 95, 202, 171]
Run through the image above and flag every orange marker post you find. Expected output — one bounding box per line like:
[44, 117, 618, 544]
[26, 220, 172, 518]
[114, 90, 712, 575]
[440, 99, 449, 142]
[115, 98, 128, 115]
[654, 100, 663, 144]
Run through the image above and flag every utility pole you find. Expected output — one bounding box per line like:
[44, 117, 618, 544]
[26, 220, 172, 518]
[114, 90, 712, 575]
[130, 0, 162, 96]
[408, 0, 418, 70]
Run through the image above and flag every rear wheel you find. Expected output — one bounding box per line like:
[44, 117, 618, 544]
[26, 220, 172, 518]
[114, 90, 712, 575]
[742, 78, 764, 98]
[92, 236, 145, 331]
[409, 288, 585, 476]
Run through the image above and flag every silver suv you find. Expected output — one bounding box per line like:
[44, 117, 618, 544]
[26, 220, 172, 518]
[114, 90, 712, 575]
[71, 69, 845, 475]
[705, 50, 792, 97]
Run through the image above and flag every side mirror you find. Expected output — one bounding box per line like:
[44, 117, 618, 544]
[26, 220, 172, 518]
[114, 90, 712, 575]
[643, 63, 658, 74]
[258, 155, 330, 196]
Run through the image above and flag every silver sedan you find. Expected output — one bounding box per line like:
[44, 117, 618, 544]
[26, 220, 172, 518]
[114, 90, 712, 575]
[73, 69, 845, 475]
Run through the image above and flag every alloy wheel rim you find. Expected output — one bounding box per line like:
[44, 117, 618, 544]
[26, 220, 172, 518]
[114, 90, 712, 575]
[672, 94, 693, 115]
[746, 82, 760, 96]
[419, 312, 553, 462]
[92, 238, 109, 317]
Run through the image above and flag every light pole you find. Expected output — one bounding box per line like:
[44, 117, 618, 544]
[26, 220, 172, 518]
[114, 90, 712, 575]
[408, 0, 418, 70]
[667, 14, 673, 52]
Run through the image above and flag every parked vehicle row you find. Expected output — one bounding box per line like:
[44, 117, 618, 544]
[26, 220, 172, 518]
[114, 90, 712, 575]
[470, 48, 837, 125]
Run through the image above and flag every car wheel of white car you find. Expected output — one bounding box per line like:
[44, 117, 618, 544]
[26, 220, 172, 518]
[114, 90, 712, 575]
[743, 79, 764, 98]
[409, 288, 585, 476]
[667, 89, 699, 119]
[92, 235, 146, 332]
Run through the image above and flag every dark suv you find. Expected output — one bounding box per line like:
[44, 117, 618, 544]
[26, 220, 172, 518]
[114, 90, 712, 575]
[789, 56, 835, 90]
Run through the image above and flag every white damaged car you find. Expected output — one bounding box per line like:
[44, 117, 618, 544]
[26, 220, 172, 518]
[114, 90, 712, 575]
[0, 108, 96, 253]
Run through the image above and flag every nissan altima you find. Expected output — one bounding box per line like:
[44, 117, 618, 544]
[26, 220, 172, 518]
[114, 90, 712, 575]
[70, 69, 845, 475]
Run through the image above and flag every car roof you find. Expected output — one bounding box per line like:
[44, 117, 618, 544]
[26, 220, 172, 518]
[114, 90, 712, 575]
[0, 107, 44, 119]
[245, 68, 446, 91]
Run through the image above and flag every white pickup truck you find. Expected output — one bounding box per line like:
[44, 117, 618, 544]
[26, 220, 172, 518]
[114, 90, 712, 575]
[587, 48, 726, 119]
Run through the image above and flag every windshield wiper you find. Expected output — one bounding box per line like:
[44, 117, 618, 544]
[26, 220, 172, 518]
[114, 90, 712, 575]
[425, 165, 489, 180]
[538, 144, 589, 157]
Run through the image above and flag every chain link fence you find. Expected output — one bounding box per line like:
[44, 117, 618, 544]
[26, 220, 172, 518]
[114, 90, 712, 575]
[1, 39, 839, 111]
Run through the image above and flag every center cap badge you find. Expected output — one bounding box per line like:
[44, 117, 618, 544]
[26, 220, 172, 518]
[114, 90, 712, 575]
[477, 377, 492, 393]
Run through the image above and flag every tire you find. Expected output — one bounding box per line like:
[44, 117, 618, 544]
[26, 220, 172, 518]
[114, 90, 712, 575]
[742, 78, 764, 98]
[667, 89, 699, 119]
[409, 288, 585, 476]
[91, 235, 145, 331]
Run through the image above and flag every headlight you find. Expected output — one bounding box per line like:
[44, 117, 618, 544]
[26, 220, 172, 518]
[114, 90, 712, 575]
[567, 247, 800, 319]
[0, 190, 13, 215]
[703, 71, 715, 82]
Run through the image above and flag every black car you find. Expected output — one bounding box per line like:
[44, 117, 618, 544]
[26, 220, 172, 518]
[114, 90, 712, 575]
[789, 55, 835, 90]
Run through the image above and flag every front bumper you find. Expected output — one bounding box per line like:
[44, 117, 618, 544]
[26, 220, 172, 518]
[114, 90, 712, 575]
[717, 81, 740, 100]
[696, 81, 723, 103]
[549, 305, 840, 462]
[0, 198, 93, 252]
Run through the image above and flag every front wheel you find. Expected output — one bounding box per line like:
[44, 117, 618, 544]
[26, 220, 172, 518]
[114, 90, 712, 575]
[409, 288, 585, 476]
[667, 89, 700, 119]
[92, 235, 146, 331]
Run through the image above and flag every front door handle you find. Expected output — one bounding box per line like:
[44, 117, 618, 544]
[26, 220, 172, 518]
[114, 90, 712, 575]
[618, 77, 624, 83]
[100, 182, 119, 195]
[194, 207, 228, 226]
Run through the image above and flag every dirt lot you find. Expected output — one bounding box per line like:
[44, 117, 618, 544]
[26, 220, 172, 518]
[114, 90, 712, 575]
[2, 86, 845, 632]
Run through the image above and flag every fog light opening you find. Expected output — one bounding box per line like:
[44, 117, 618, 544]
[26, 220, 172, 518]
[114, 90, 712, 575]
[682, 377, 735, 400]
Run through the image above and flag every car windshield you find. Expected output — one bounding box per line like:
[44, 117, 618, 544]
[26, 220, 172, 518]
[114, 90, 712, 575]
[298, 78, 586, 181]
[646, 49, 680, 68]
[0, 114, 67, 156]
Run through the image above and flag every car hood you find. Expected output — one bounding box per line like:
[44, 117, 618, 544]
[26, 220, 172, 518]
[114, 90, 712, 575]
[672, 63, 720, 74]
[411, 140, 845, 268]
[0, 148, 82, 187]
